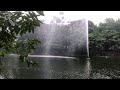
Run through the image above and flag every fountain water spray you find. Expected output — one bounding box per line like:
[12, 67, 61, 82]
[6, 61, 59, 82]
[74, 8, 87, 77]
[29, 12, 90, 58]
[86, 19, 90, 59]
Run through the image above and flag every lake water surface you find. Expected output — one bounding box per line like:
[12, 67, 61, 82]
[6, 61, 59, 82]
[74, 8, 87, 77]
[0, 55, 120, 79]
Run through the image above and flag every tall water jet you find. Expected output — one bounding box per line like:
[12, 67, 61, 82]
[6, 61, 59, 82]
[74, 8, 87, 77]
[43, 23, 57, 55]
[86, 19, 90, 58]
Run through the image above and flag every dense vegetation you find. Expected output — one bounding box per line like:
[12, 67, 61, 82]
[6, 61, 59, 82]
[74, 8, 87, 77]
[0, 11, 44, 67]
[89, 18, 120, 56]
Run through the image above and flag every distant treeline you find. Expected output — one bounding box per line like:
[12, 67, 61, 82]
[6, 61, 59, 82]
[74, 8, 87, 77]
[89, 18, 120, 56]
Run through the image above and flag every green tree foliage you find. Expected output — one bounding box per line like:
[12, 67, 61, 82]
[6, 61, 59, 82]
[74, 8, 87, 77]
[0, 11, 44, 67]
[89, 18, 120, 56]
[88, 20, 97, 33]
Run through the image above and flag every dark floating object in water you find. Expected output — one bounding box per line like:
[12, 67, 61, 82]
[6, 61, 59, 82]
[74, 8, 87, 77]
[86, 58, 90, 60]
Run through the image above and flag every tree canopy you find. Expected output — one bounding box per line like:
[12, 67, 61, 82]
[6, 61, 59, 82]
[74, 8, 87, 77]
[89, 18, 120, 56]
[0, 11, 44, 67]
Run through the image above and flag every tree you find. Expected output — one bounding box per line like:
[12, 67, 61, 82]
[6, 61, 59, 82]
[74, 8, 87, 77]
[88, 20, 97, 33]
[89, 18, 120, 56]
[104, 18, 115, 23]
[0, 11, 44, 67]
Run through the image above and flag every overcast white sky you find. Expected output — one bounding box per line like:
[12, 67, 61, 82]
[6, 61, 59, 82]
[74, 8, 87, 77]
[39, 11, 120, 25]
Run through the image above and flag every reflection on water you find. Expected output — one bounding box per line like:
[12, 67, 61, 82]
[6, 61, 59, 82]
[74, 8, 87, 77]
[1, 55, 120, 79]
[83, 59, 91, 79]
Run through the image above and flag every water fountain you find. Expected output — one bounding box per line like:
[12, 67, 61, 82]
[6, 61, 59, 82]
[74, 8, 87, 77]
[30, 14, 89, 58]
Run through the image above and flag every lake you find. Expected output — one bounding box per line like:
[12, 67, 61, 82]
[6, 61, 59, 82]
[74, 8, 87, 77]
[0, 55, 120, 79]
